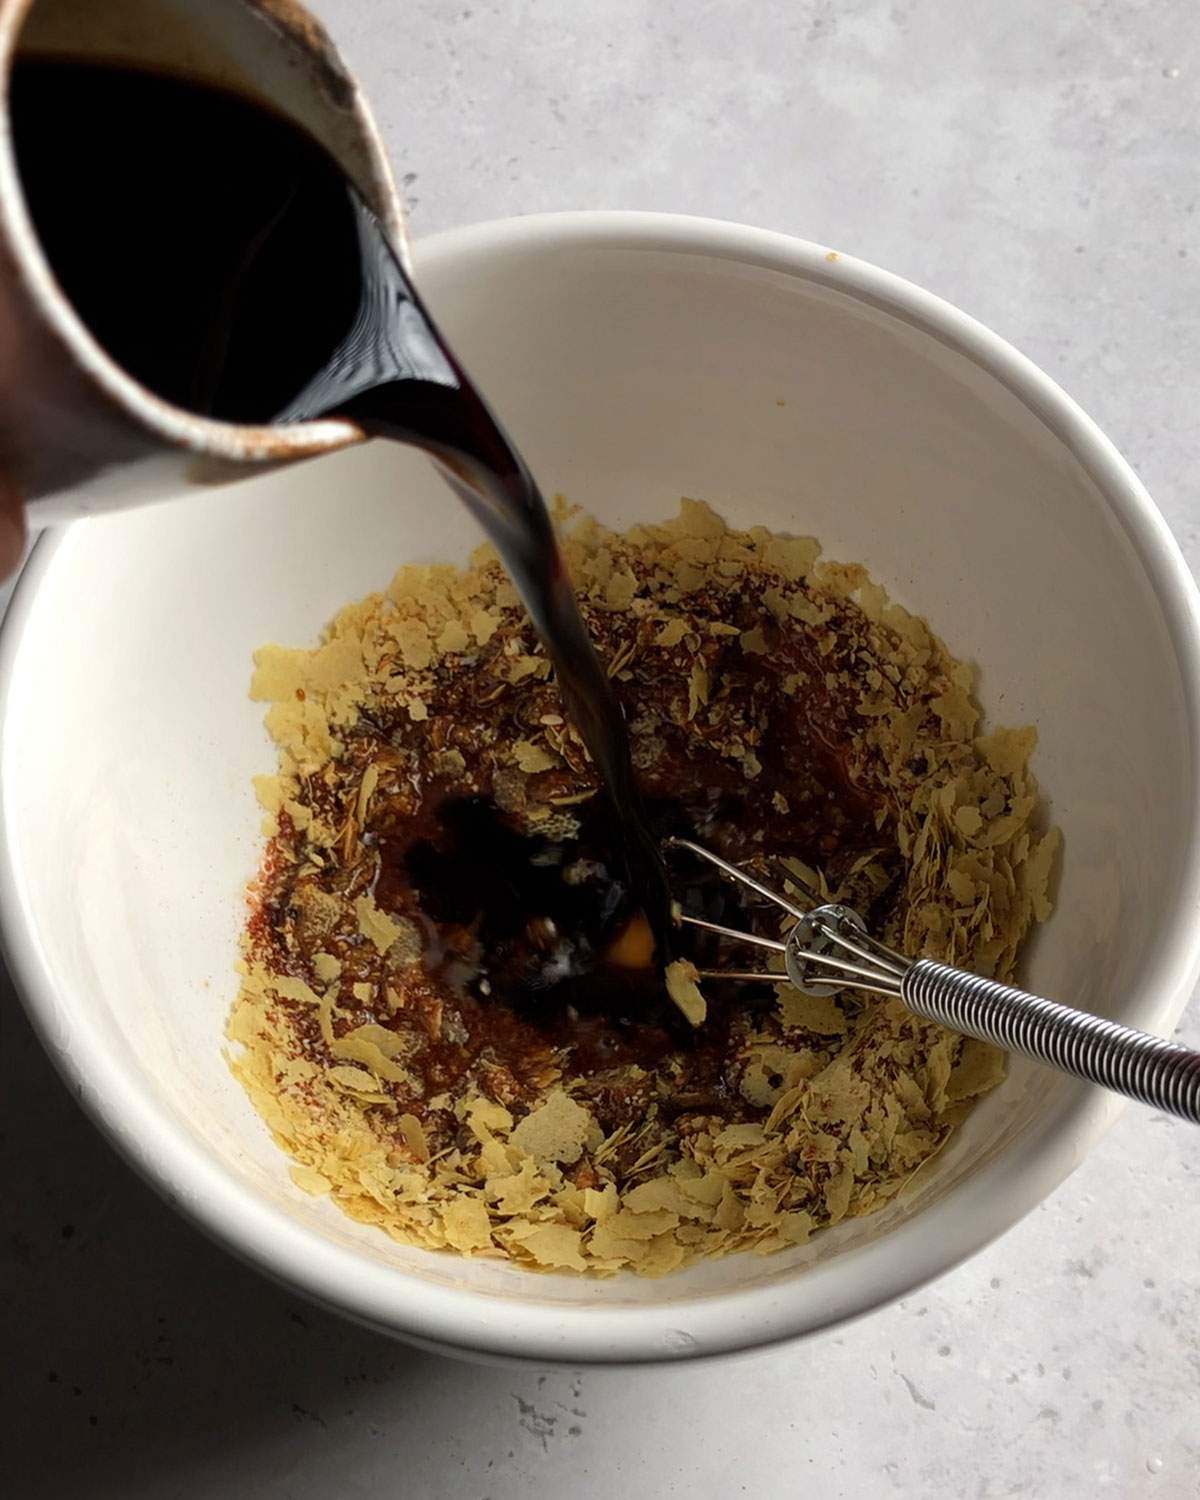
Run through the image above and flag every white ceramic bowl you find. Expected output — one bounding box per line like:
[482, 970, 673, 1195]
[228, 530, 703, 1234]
[4, 213, 1200, 1365]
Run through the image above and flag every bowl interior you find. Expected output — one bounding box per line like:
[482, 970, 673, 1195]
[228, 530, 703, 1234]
[3, 217, 1197, 1361]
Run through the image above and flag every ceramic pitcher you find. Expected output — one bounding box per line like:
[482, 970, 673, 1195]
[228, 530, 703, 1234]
[0, 0, 406, 525]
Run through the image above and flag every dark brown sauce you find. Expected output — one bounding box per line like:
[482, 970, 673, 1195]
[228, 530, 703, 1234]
[9, 56, 670, 948]
[381, 794, 686, 1061]
[242, 533, 893, 1129]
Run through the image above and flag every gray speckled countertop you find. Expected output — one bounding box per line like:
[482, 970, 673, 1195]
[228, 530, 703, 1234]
[2, 2, 1198, 1495]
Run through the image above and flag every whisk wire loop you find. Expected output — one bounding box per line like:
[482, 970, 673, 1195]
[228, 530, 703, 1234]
[665, 838, 1200, 1125]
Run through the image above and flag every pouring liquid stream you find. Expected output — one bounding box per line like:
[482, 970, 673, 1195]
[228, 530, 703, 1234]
[10, 58, 672, 952]
[275, 194, 674, 952]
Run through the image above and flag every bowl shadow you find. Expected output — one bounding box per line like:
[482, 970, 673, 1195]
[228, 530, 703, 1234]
[0, 960, 492, 1498]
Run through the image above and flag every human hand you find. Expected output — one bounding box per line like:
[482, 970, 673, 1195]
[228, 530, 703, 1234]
[0, 471, 25, 579]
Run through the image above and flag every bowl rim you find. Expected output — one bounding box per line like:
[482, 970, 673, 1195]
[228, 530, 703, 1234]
[4, 209, 1200, 1365]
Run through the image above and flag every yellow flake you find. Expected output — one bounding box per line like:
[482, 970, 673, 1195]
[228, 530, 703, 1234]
[604, 569, 639, 609]
[675, 562, 708, 594]
[678, 1171, 728, 1209]
[687, 660, 709, 719]
[250, 644, 308, 702]
[673, 497, 727, 538]
[390, 618, 433, 670]
[356, 764, 379, 824]
[507, 1221, 588, 1270]
[469, 606, 500, 643]
[778, 1210, 815, 1244]
[587, 1220, 645, 1263]
[738, 1045, 796, 1107]
[1020, 827, 1061, 922]
[428, 748, 466, 779]
[487, 1159, 548, 1215]
[582, 1184, 619, 1222]
[330, 1025, 415, 1086]
[264, 699, 335, 774]
[441, 1195, 494, 1253]
[714, 1183, 745, 1231]
[327, 1064, 387, 1095]
[510, 1091, 595, 1165]
[637, 1234, 687, 1278]
[289, 1164, 333, 1196]
[437, 618, 470, 654]
[512, 739, 558, 774]
[623, 1177, 693, 1217]
[283, 799, 313, 831]
[714, 1122, 766, 1157]
[253, 774, 286, 813]
[665, 959, 707, 1026]
[505, 654, 547, 683]
[778, 990, 848, 1035]
[654, 618, 689, 648]
[397, 1112, 431, 1162]
[307, 631, 367, 693]
[763, 535, 820, 580]
[823, 1160, 855, 1224]
[945, 1039, 1007, 1102]
[606, 1207, 680, 1239]
[932, 685, 980, 740]
[977, 725, 1037, 776]
[954, 805, 983, 838]
[354, 895, 403, 955]
[264, 972, 322, 1008]
[463, 1095, 515, 1138]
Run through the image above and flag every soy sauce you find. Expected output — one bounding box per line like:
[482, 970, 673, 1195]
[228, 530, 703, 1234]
[10, 58, 671, 949]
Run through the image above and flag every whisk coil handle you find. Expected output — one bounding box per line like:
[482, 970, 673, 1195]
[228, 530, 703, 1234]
[902, 960, 1200, 1124]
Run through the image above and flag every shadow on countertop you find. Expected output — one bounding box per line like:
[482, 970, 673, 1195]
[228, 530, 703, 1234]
[0, 962, 466, 1499]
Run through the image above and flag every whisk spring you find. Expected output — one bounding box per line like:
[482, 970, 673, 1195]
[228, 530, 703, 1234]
[664, 836, 1200, 1125]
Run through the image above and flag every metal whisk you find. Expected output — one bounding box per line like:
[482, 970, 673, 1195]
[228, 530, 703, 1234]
[665, 837, 1200, 1125]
